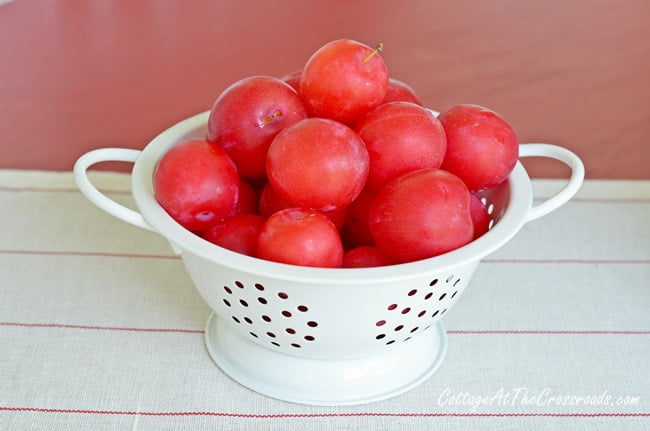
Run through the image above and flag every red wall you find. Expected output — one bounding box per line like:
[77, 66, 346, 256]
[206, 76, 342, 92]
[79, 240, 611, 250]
[1, 0, 648, 178]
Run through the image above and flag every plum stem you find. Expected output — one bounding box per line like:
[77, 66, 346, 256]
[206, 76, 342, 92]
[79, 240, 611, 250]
[259, 110, 282, 127]
[296, 213, 316, 220]
[362, 43, 384, 63]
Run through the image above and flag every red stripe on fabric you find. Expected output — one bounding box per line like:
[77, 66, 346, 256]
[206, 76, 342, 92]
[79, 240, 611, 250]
[0, 186, 131, 195]
[447, 330, 650, 335]
[0, 250, 179, 260]
[2, 322, 648, 336]
[1, 406, 648, 418]
[2, 185, 650, 204]
[1, 250, 647, 265]
[0, 322, 203, 334]
[482, 258, 650, 265]
[551, 197, 650, 204]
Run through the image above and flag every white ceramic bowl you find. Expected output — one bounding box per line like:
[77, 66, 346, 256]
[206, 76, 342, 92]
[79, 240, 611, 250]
[74, 111, 584, 405]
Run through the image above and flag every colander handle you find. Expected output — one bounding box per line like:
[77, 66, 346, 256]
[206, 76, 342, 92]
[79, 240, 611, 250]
[73, 148, 154, 231]
[519, 143, 585, 222]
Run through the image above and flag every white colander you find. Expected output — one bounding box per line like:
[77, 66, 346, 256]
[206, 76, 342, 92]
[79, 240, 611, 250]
[74, 111, 584, 406]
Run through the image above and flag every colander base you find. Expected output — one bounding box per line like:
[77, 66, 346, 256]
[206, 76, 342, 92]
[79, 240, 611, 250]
[204, 313, 448, 406]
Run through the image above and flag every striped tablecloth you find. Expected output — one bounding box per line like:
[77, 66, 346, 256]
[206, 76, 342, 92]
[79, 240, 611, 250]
[1, 170, 648, 430]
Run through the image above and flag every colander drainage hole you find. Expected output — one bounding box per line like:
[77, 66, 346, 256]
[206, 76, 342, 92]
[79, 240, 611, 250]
[376, 334, 386, 340]
[418, 310, 426, 317]
[235, 281, 244, 289]
[430, 279, 439, 286]
[297, 305, 308, 312]
[257, 297, 267, 304]
[432, 310, 440, 317]
[376, 320, 386, 327]
[255, 283, 265, 291]
[239, 299, 249, 307]
[244, 317, 253, 324]
[262, 315, 272, 322]
[387, 304, 398, 311]
[307, 321, 318, 327]
[424, 292, 433, 300]
[271, 341, 280, 347]
[232, 316, 240, 324]
[451, 290, 458, 299]
[446, 275, 454, 283]
[223, 299, 231, 307]
[286, 328, 296, 334]
[278, 292, 289, 299]
[224, 286, 232, 294]
[408, 289, 418, 296]
[249, 332, 258, 338]
[304, 335, 315, 341]
[401, 307, 411, 314]
[453, 279, 461, 287]
[394, 325, 404, 331]
[282, 310, 292, 317]
[266, 331, 276, 338]
[439, 293, 446, 301]
[291, 343, 301, 348]
[386, 340, 395, 345]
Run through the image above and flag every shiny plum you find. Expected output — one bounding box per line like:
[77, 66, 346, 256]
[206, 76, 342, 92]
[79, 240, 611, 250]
[439, 104, 518, 191]
[340, 188, 377, 247]
[266, 118, 369, 211]
[300, 39, 388, 124]
[259, 182, 346, 229]
[207, 76, 308, 179]
[369, 169, 474, 263]
[257, 208, 343, 268]
[153, 139, 239, 232]
[381, 78, 422, 105]
[469, 193, 491, 239]
[202, 214, 266, 256]
[342, 246, 392, 268]
[354, 101, 447, 192]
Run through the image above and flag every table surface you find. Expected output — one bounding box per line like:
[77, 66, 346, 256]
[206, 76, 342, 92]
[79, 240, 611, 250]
[1, 0, 649, 178]
[0, 170, 648, 430]
[1, 1, 649, 429]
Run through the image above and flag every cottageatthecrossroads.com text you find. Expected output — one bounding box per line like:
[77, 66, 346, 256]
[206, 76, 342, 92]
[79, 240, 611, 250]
[437, 387, 640, 412]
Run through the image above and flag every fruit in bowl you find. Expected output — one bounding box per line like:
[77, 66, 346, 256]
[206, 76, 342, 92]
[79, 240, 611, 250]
[152, 39, 519, 268]
[74, 38, 583, 406]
